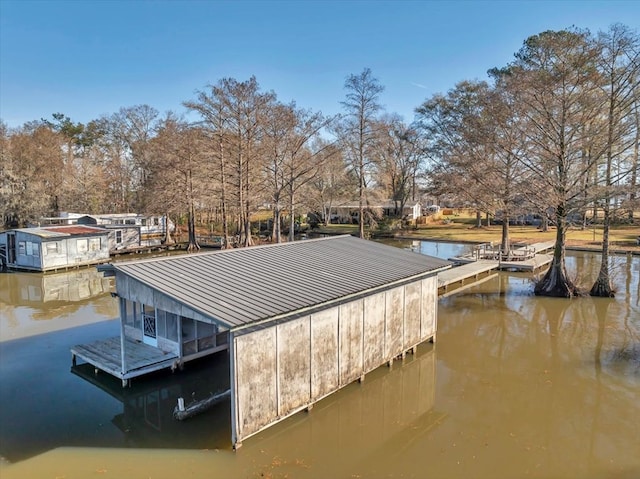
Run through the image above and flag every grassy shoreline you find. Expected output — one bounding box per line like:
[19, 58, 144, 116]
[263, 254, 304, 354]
[312, 222, 640, 254]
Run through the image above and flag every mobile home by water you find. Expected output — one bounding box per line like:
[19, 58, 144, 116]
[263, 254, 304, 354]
[0, 225, 109, 272]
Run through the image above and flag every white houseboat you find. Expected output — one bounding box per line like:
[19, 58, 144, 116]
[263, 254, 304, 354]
[0, 225, 110, 272]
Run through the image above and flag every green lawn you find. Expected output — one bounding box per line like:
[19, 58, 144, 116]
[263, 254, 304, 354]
[313, 219, 640, 251]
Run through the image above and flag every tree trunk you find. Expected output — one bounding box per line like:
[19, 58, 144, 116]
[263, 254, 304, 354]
[272, 206, 282, 243]
[629, 104, 639, 222]
[288, 188, 296, 243]
[590, 88, 616, 298]
[219, 139, 232, 249]
[590, 198, 614, 296]
[243, 200, 252, 247]
[325, 201, 332, 226]
[534, 206, 579, 297]
[500, 214, 510, 254]
[186, 170, 200, 253]
[475, 209, 482, 228]
[539, 213, 549, 232]
[242, 148, 253, 248]
[590, 221, 614, 297]
[358, 166, 365, 238]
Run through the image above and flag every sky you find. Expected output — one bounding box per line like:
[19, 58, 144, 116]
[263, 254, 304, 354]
[1, 0, 639, 129]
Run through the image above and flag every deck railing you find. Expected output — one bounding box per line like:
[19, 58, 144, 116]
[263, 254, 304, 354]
[474, 243, 536, 262]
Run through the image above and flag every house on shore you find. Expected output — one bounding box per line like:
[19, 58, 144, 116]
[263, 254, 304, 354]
[75, 215, 143, 252]
[33, 212, 177, 253]
[75, 213, 174, 240]
[71, 235, 450, 448]
[328, 200, 423, 223]
[0, 225, 110, 272]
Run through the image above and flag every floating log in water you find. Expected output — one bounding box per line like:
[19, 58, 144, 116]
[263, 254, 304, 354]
[173, 389, 231, 421]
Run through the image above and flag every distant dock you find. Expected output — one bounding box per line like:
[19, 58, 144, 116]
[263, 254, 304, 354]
[438, 241, 555, 296]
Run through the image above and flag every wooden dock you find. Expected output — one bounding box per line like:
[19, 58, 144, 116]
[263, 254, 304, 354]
[110, 243, 185, 257]
[71, 337, 179, 387]
[449, 241, 555, 271]
[438, 241, 556, 295]
[438, 261, 499, 296]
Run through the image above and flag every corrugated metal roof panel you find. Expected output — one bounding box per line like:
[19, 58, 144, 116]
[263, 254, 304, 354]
[43, 226, 107, 235]
[113, 235, 451, 329]
[10, 225, 107, 238]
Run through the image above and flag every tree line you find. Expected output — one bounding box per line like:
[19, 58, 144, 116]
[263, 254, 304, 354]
[417, 25, 639, 297]
[1, 25, 638, 297]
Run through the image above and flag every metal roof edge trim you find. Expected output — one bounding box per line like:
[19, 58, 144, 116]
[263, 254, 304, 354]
[229, 264, 450, 335]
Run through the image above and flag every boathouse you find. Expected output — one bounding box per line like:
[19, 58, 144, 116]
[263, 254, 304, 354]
[0, 225, 110, 272]
[71, 235, 450, 448]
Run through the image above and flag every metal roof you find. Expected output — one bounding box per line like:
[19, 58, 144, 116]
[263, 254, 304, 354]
[6, 225, 107, 238]
[113, 235, 451, 330]
[40, 226, 107, 236]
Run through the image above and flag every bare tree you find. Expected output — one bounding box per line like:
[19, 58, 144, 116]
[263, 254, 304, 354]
[338, 68, 384, 238]
[629, 98, 640, 221]
[262, 102, 295, 243]
[372, 115, 425, 218]
[416, 80, 524, 247]
[283, 109, 335, 242]
[100, 105, 159, 212]
[149, 116, 206, 252]
[186, 77, 275, 247]
[590, 24, 640, 297]
[184, 91, 236, 248]
[307, 142, 350, 226]
[507, 29, 603, 297]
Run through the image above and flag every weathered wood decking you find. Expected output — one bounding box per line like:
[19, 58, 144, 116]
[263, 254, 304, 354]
[71, 336, 229, 386]
[71, 337, 179, 386]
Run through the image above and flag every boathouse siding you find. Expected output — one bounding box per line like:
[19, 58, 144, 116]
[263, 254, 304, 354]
[231, 274, 439, 445]
[78, 235, 449, 448]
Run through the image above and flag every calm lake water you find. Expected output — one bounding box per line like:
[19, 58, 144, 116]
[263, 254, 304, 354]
[0, 242, 638, 479]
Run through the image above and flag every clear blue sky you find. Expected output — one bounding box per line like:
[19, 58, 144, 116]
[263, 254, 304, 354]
[1, 0, 638, 128]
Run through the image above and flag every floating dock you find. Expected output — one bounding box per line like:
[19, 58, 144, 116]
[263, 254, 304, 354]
[438, 241, 556, 295]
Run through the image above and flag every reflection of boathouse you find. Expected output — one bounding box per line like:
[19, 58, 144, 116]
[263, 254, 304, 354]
[246, 345, 443, 473]
[71, 353, 231, 449]
[71, 235, 450, 448]
[0, 269, 113, 306]
[70, 343, 439, 456]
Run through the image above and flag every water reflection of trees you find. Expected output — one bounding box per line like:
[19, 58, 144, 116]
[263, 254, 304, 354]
[437, 278, 640, 478]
